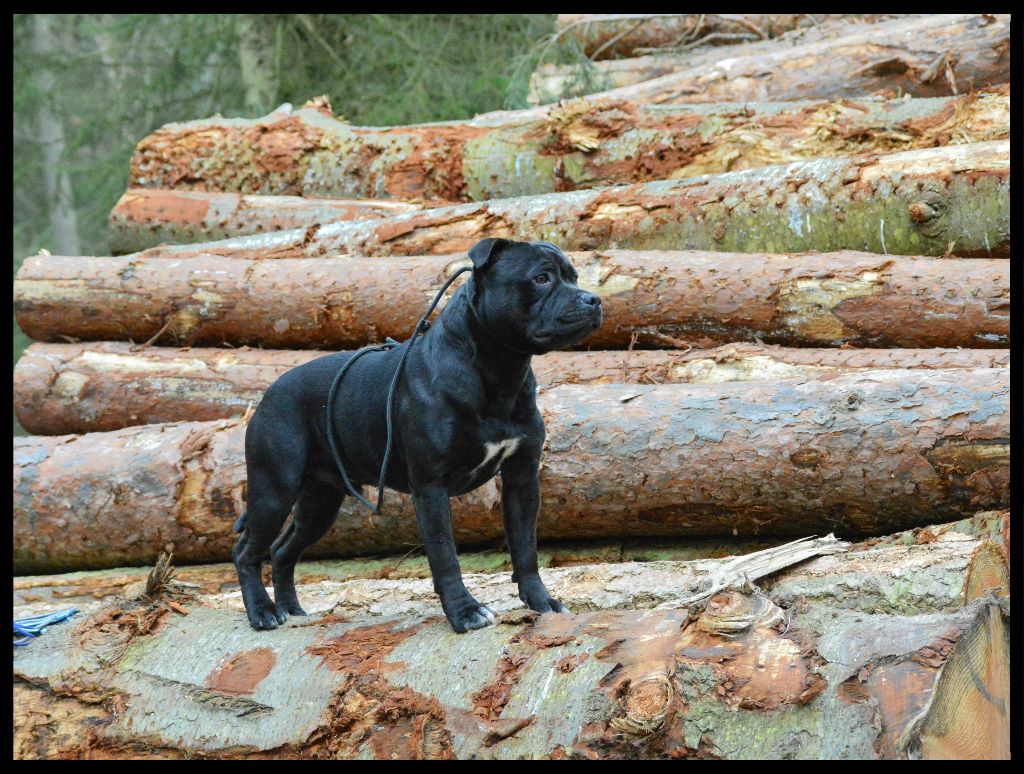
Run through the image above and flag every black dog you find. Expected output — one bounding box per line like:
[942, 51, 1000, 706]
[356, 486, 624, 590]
[233, 238, 602, 632]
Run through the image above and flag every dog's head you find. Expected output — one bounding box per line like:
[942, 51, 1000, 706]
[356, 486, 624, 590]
[467, 238, 602, 354]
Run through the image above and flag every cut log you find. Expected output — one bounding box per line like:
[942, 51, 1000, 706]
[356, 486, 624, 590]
[554, 13, 834, 60]
[119, 141, 1011, 259]
[533, 15, 911, 101]
[108, 190, 419, 254]
[126, 90, 1010, 204]
[13, 370, 1009, 573]
[531, 14, 1010, 105]
[14, 342, 1011, 434]
[14, 250, 1009, 350]
[13, 536, 790, 616]
[12, 547, 1010, 759]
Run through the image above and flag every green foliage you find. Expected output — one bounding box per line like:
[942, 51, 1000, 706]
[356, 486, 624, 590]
[12, 14, 556, 434]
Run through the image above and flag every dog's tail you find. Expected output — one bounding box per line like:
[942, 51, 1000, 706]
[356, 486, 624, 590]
[233, 511, 247, 533]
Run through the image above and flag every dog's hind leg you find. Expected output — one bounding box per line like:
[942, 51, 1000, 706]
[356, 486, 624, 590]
[234, 431, 307, 630]
[271, 481, 343, 616]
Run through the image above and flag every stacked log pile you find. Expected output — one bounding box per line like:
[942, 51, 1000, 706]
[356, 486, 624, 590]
[13, 13, 1009, 760]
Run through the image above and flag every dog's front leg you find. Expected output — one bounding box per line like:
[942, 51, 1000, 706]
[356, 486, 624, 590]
[412, 484, 496, 632]
[500, 453, 569, 615]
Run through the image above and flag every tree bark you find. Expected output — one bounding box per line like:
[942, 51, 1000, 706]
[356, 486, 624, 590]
[126, 89, 1010, 203]
[13, 370, 1009, 573]
[108, 189, 420, 254]
[532, 14, 1010, 106]
[118, 141, 1011, 260]
[554, 14, 825, 60]
[12, 546, 1010, 759]
[14, 250, 1009, 350]
[14, 342, 1011, 435]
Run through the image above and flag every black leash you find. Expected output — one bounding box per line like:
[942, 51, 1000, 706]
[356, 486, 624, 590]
[326, 265, 477, 512]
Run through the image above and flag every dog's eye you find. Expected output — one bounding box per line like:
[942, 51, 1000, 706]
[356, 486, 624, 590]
[534, 273, 551, 285]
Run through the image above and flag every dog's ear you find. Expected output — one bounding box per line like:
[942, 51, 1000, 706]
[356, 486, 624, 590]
[468, 238, 512, 271]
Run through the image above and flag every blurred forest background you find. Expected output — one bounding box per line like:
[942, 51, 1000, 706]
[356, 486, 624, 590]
[12, 13, 558, 433]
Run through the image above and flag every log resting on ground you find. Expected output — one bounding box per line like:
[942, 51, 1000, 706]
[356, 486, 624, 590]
[13, 342, 1011, 434]
[531, 14, 1010, 105]
[14, 250, 1009, 350]
[12, 370, 1009, 572]
[126, 87, 1009, 203]
[12, 511, 1009, 620]
[12, 542, 1010, 759]
[118, 141, 1011, 259]
[108, 189, 419, 254]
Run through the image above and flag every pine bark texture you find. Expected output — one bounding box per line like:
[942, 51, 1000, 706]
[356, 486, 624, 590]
[14, 342, 1011, 435]
[125, 89, 1009, 204]
[108, 189, 419, 254]
[12, 545, 1010, 759]
[532, 14, 1010, 106]
[554, 14, 830, 60]
[116, 141, 1011, 260]
[14, 251, 1009, 350]
[12, 370, 1009, 573]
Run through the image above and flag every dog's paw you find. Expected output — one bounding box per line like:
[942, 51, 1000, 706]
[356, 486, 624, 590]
[247, 600, 289, 630]
[518, 578, 570, 615]
[444, 597, 497, 633]
[278, 601, 307, 617]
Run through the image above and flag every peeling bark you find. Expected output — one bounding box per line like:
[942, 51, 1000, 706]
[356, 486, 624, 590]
[127, 90, 1011, 210]
[108, 189, 419, 254]
[554, 14, 863, 60]
[14, 250, 1009, 350]
[13, 370, 1009, 573]
[14, 342, 1010, 435]
[532, 14, 1010, 105]
[11, 547, 1009, 759]
[116, 141, 1012, 260]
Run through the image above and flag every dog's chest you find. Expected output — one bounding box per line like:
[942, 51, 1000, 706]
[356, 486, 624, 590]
[470, 436, 521, 478]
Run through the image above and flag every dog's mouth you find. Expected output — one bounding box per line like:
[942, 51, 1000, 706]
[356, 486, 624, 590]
[533, 315, 601, 345]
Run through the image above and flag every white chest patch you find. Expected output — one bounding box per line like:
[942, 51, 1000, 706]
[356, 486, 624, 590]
[471, 437, 521, 477]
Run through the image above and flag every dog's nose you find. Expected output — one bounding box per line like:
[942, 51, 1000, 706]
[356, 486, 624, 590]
[579, 291, 601, 307]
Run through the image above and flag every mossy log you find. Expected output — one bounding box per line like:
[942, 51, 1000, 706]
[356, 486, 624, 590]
[14, 249, 1009, 350]
[553, 14, 829, 60]
[13, 370, 1009, 573]
[116, 141, 1010, 259]
[14, 342, 1010, 435]
[12, 544, 1010, 759]
[531, 14, 1010, 105]
[124, 86, 1010, 206]
[108, 189, 419, 254]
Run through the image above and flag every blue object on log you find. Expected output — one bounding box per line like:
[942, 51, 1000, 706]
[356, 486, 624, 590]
[13, 608, 78, 646]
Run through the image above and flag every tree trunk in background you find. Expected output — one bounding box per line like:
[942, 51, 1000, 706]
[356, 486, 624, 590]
[125, 89, 1010, 202]
[108, 189, 420, 253]
[14, 342, 1011, 435]
[14, 251, 1009, 350]
[12, 548, 1010, 758]
[12, 370, 1009, 573]
[235, 15, 278, 116]
[531, 14, 1010, 105]
[117, 141, 1011, 260]
[31, 14, 80, 256]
